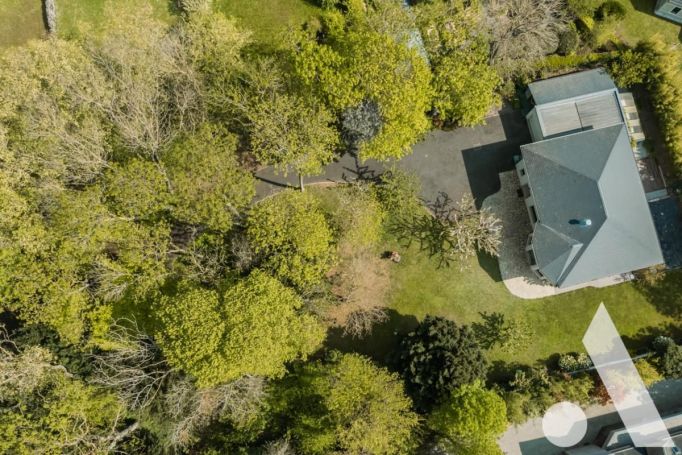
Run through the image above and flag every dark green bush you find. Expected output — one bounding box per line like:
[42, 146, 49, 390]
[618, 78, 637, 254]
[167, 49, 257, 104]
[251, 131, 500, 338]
[596, 0, 627, 21]
[557, 27, 580, 55]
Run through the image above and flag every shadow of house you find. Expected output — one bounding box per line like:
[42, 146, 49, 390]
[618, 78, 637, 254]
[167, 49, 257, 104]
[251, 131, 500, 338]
[461, 111, 531, 209]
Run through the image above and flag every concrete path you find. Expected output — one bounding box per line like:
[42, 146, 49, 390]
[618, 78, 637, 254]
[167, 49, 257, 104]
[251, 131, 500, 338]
[498, 379, 682, 455]
[483, 171, 635, 299]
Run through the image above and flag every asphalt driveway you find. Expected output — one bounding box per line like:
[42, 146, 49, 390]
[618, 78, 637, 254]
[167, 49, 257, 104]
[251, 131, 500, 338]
[397, 106, 531, 207]
[254, 106, 531, 205]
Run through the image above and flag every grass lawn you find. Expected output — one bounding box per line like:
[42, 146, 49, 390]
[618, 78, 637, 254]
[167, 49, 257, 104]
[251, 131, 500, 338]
[0, 0, 45, 48]
[216, 0, 320, 47]
[328, 231, 680, 369]
[614, 0, 681, 49]
[56, 0, 174, 39]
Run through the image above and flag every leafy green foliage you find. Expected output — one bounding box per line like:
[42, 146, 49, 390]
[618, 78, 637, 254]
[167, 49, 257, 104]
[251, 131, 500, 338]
[654, 337, 682, 379]
[398, 315, 488, 409]
[428, 382, 507, 454]
[162, 124, 255, 231]
[595, 0, 626, 21]
[284, 353, 419, 455]
[293, 7, 432, 160]
[0, 345, 125, 454]
[246, 191, 335, 289]
[103, 158, 172, 220]
[608, 40, 682, 174]
[416, 1, 500, 126]
[373, 168, 423, 219]
[154, 271, 325, 387]
[231, 60, 339, 176]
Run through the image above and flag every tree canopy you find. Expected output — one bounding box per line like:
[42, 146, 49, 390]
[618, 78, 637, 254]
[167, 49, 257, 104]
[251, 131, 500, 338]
[284, 353, 420, 455]
[398, 315, 488, 409]
[246, 191, 336, 290]
[154, 271, 325, 387]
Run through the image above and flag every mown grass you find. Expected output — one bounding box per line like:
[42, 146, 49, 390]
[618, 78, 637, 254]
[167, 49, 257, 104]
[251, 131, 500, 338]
[216, 0, 320, 47]
[0, 0, 45, 48]
[369, 232, 679, 367]
[56, 0, 174, 39]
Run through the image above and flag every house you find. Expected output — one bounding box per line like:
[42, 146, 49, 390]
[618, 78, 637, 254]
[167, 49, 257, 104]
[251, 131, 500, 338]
[655, 0, 682, 24]
[515, 69, 664, 288]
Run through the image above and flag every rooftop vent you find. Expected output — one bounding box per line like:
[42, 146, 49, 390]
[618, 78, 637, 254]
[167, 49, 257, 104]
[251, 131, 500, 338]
[569, 218, 592, 227]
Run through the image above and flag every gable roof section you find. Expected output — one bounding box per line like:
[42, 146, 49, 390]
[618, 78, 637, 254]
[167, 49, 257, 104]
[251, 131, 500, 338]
[522, 124, 664, 287]
[527, 68, 616, 105]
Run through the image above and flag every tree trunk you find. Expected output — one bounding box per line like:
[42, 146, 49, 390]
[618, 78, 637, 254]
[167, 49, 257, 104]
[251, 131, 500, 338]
[299, 174, 305, 192]
[43, 0, 57, 34]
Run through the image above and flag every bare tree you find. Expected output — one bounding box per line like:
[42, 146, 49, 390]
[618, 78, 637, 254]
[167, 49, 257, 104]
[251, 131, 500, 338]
[395, 193, 502, 268]
[484, 0, 568, 77]
[264, 438, 298, 455]
[91, 319, 171, 410]
[88, 4, 204, 159]
[164, 375, 267, 449]
[327, 251, 390, 339]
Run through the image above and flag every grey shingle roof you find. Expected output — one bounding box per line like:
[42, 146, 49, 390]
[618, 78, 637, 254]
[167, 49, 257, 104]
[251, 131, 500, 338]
[522, 124, 664, 287]
[528, 68, 616, 105]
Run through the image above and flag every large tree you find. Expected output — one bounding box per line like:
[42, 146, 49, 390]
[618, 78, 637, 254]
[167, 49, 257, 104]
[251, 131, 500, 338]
[86, 2, 203, 159]
[154, 271, 325, 387]
[230, 60, 339, 187]
[0, 341, 132, 453]
[285, 353, 419, 455]
[484, 0, 569, 78]
[428, 382, 507, 454]
[162, 123, 255, 231]
[246, 191, 335, 290]
[398, 315, 488, 409]
[416, 0, 500, 126]
[293, 7, 432, 161]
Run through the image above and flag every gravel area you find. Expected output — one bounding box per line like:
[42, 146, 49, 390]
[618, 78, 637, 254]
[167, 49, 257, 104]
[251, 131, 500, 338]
[482, 171, 632, 299]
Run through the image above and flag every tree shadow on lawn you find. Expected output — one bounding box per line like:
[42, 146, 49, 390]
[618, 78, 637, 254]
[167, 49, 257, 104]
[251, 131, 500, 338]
[324, 308, 419, 369]
[634, 269, 682, 322]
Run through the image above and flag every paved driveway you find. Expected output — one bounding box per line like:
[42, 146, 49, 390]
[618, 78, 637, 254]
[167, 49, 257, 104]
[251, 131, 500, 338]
[254, 106, 531, 204]
[397, 107, 531, 207]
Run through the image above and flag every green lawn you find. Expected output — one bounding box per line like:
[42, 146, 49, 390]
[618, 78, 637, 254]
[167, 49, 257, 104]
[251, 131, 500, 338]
[331, 233, 680, 368]
[614, 0, 681, 48]
[0, 0, 45, 48]
[56, 0, 174, 39]
[216, 0, 320, 47]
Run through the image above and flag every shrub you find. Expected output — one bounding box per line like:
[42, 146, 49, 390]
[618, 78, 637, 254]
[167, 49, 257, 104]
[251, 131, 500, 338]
[596, 1, 627, 21]
[557, 27, 580, 55]
[654, 336, 682, 378]
[558, 352, 593, 372]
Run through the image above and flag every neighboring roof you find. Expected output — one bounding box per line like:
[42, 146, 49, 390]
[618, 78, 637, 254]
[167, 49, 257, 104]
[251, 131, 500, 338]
[564, 446, 609, 455]
[528, 68, 616, 105]
[522, 124, 664, 287]
[536, 91, 624, 139]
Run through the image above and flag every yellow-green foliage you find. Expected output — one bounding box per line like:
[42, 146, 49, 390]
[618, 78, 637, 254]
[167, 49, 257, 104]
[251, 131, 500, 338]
[608, 40, 682, 174]
[415, 1, 501, 126]
[635, 358, 664, 387]
[154, 271, 325, 387]
[293, 11, 432, 161]
[289, 353, 420, 455]
[428, 381, 507, 453]
[162, 124, 255, 231]
[247, 191, 336, 290]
